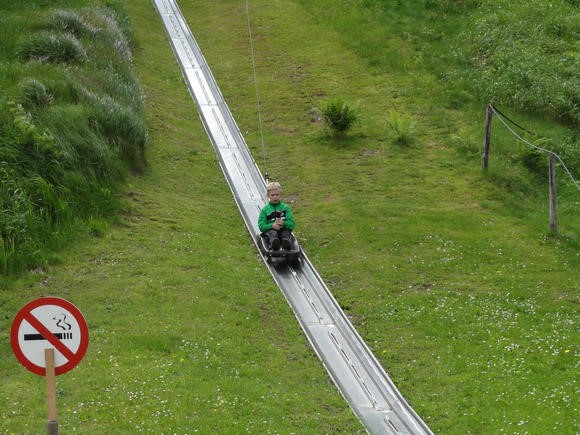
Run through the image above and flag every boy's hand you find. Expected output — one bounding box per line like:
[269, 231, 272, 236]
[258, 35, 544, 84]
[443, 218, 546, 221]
[273, 218, 284, 229]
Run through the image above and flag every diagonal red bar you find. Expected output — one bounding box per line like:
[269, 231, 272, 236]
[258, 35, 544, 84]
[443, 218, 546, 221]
[23, 312, 76, 361]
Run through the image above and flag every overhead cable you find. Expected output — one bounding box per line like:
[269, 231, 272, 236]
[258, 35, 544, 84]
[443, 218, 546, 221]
[245, 0, 268, 182]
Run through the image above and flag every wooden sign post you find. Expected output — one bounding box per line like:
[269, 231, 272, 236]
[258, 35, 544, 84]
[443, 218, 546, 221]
[45, 349, 58, 435]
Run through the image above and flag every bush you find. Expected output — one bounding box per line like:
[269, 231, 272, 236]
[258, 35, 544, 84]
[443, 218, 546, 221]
[387, 109, 416, 145]
[321, 98, 359, 135]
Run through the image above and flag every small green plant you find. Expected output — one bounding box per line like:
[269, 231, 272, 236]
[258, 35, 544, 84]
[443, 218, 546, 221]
[321, 98, 359, 135]
[387, 109, 416, 145]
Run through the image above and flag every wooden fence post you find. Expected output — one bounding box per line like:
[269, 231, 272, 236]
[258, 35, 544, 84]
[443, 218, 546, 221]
[549, 153, 558, 234]
[482, 104, 493, 170]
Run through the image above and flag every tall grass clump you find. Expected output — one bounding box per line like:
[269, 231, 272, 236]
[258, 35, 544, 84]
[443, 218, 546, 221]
[20, 78, 53, 109]
[50, 9, 97, 38]
[17, 32, 88, 64]
[387, 109, 416, 146]
[0, 100, 69, 273]
[82, 90, 147, 168]
[0, 4, 147, 274]
[321, 98, 359, 136]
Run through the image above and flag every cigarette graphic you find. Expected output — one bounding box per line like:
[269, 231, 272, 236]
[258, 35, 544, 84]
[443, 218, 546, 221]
[24, 332, 73, 341]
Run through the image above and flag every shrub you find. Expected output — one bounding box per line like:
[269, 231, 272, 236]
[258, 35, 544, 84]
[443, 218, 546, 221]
[321, 98, 359, 135]
[387, 109, 416, 145]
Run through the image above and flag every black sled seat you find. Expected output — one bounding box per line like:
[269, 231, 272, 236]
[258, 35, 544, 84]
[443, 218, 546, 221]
[256, 232, 301, 267]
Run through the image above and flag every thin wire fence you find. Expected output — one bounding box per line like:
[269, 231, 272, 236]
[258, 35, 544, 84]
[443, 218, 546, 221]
[488, 103, 579, 191]
[483, 103, 578, 234]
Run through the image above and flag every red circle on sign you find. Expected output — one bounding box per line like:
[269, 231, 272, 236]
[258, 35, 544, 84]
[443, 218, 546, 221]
[10, 297, 89, 376]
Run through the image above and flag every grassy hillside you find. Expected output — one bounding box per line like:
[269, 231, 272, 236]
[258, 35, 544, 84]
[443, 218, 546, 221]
[1, 0, 578, 433]
[0, 1, 363, 433]
[175, 0, 578, 433]
[0, 1, 147, 273]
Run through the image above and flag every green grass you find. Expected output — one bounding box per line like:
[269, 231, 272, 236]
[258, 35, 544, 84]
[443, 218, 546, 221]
[176, 0, 578, 433]
[1, 0, 578, 433]
[0, 2, 146, 274]
[0, 1, 363, 433]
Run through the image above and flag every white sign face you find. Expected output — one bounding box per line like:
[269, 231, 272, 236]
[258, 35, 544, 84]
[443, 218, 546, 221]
[11, 297, 89, 376]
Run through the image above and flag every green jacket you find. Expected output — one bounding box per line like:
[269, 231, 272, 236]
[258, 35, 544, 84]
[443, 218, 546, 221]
[258, 201, 295, 232]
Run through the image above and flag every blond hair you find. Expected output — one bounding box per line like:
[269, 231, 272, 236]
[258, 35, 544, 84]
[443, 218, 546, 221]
[266, 181, 282, 193]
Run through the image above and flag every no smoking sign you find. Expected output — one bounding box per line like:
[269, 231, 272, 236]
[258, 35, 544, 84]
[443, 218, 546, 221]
[11, 297, 89, 376]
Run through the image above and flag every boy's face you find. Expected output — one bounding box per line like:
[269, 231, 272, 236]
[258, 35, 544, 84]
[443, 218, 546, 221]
[267, 189, 281, 204]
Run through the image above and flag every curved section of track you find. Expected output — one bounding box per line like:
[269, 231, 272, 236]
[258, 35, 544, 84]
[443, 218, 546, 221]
[152, 1, 433, 433]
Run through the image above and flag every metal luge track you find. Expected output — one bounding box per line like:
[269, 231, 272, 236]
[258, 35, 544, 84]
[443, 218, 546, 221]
[152, 1, 432, 433]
